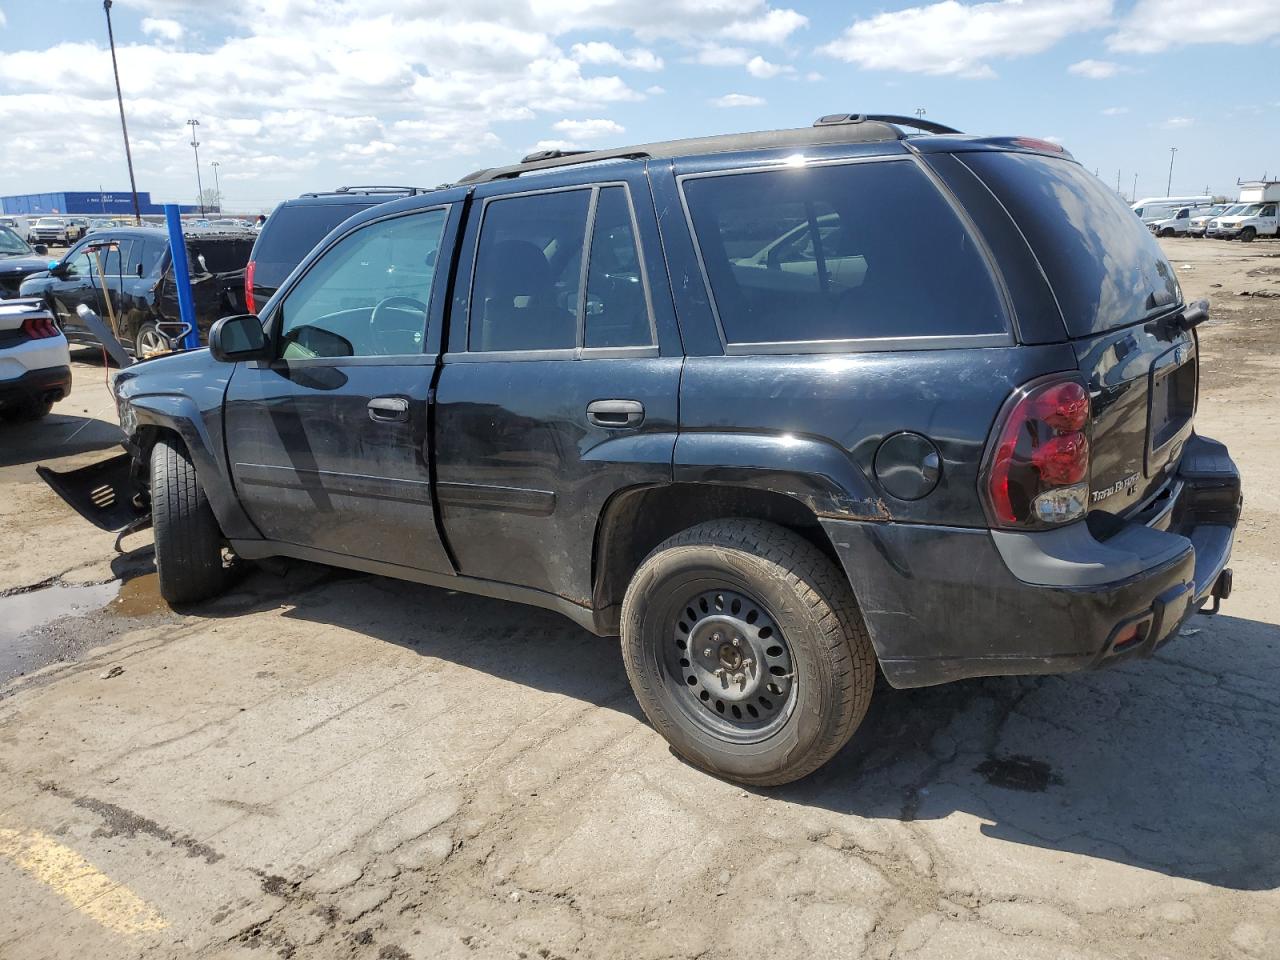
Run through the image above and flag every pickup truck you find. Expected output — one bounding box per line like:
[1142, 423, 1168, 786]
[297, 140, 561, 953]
[97, 115, 1241, 786]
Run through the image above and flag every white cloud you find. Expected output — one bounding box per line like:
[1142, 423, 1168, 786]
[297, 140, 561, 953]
[691, 43, 751, 67]
[710, 93, 765, 108]
[551, 118, 625, 143]
[570, 41, 664, 71]
[1108, 0, 1280, 53]
[819, 0, 1113, 78]
[0, 9, 8, 27]
[745, 55, 793, 78]
[721, 9, 808, 44]
[1101, 106, 1129, 115]
[1161, 116, 1193, 128]
[140, 17, 184, 42]
[1068, 59, 1127, 79]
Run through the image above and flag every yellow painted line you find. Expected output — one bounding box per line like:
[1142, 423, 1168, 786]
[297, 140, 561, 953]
[0, 826, 168, 935]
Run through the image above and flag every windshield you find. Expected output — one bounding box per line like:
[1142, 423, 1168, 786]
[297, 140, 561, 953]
[965, 151, 1180, 337]
[0, 226, 31, 255]
[1236, 204, 1266, 216]
[36, 218, 64, 226]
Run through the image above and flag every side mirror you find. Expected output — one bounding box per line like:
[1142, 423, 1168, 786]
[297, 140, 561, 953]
[33, 244, 48, 255]
[136, 263, 144, 278]
[47, 260, 61, 273]
[209, 314, 269, 362]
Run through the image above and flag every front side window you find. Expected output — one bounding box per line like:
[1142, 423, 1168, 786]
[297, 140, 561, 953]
[470, 189, 590, 352]
[62, 250, 98, 279]
[682, 159, 1006, 345]
[278, 208, 447, 359]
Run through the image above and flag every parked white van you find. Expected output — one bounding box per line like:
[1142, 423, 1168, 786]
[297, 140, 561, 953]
[1131, 196, 1214, 224]
[1209, 201, 1278, 242]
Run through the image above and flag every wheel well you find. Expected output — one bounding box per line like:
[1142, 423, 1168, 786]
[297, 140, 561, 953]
[592, 483, 842, 623]
[132, 425, 186, 486]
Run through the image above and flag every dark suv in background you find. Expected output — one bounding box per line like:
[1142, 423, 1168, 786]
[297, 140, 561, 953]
[19, 227, 255, 356]
[245, 186, 426, 314]
[107, 114, 1240, 786]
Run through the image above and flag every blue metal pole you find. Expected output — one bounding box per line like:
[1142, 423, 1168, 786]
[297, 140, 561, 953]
[163, 204, 200, 350]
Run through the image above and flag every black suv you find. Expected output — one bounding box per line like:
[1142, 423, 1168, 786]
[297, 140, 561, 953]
[108, 115, 1241, 785]
[245, 186, 426, 314]
[20, 227, 255, 356]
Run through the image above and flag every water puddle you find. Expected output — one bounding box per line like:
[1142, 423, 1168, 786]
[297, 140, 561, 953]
[105, 573, 165, 618]
[0, 581, 119, 646]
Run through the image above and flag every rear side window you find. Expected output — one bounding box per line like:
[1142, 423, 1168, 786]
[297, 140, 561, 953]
[252, 202, 374, 287]
[136, 239, 165, 276]
[187, 237, 253, 274]
[470, 189, 590, 352]
[962, 152, 1180, 337]
[682, 159, 1005, 345]
[584, 186, 652, 348]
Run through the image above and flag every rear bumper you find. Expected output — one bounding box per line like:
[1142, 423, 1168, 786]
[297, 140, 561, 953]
[0, 363, 71, 408]
[823, 434, 1241, 689]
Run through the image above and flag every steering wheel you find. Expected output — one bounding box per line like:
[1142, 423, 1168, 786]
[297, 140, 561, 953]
[369, 296, 427, 355]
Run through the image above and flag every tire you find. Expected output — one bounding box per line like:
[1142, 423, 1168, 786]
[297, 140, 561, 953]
[150, 437, 226, 604]
[134, 321, 168, 357]
[1241, 227, 1256, 243]
[620, 519, 875, 786]
[4, 397, 54, 421]
[1159, 228, 1173, 237]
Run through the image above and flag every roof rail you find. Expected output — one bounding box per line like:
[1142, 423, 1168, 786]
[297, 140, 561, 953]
[457, 115, 935, 185]
[814, 113, 963, 136]
[297, 185, 428, 198]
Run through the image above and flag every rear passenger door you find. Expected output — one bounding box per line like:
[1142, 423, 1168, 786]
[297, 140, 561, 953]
[433, 171, 682, 607]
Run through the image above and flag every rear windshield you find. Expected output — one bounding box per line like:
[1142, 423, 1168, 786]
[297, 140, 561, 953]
[682, 159, 1006, 345]
[186, 237, 254, 274]
[963, 151, 1180, 337]
[251, 202, 376, 287]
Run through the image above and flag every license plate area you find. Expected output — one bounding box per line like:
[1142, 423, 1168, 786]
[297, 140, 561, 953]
[1147, 340, 1196, 475]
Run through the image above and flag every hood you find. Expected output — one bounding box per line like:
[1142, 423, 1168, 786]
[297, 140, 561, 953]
[0, 254, 51, 276]
[1217, 215, 1249, 223]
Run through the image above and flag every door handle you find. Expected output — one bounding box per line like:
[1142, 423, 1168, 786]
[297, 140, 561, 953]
[587, 399, 644, 428]
[368, 396, 410, 422]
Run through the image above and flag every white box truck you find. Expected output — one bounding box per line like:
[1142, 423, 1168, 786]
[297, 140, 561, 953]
[1208, 181, 1279, 242]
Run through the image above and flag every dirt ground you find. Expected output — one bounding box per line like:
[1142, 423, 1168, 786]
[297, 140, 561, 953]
[1, 237, 1278, 960]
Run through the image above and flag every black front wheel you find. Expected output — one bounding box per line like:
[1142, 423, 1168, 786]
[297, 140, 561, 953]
[151, 437, 227, 604]
[621, 519, 876, 786]
[1240, 227, 1257, 243]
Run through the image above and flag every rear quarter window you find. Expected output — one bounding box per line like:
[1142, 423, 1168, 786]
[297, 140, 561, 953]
[961, 151, 1180, 337]
[681, 159, 1006, 347]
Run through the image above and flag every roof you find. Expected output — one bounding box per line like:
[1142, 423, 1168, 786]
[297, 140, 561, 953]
[457, 114, 962, 185]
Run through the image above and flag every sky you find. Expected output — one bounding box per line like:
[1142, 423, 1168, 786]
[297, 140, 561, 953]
[0, 0, 1276, 214]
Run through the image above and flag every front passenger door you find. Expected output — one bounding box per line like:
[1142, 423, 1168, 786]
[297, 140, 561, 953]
[223, 205, 457, 573]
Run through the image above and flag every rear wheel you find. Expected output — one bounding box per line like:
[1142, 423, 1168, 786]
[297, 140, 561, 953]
[621, 519, 875, 786]
[150, 437, 226, 604]
[3, 397, 54, 421]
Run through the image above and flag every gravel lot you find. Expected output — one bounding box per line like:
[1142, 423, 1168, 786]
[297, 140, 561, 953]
[1, 238, 1278, 960]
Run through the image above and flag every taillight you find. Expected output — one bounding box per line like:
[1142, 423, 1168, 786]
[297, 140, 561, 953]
[983, 375, 1091, 528]
[20, 316, 60, 340]
[244, 260, 256, 314]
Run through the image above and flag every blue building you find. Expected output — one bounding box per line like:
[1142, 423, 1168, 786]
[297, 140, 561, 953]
[1, 190, 199, 216]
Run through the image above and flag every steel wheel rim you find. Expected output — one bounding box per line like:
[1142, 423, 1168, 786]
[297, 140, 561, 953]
[665, 586, 796, 743]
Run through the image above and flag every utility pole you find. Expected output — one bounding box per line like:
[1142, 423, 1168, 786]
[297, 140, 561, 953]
[211, 160, 221, 213]
[187, 119, 204, 216]
[103, 1, 141, 225]
[1132, 173, 1138, 202]
[1166, 146, 1178, 196]
[1116, 169, 1121, 194]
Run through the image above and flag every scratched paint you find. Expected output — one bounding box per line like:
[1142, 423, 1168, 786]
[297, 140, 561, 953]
[0, 826, 168, 935]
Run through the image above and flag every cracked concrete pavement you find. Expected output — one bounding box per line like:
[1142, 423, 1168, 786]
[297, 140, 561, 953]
[0, 238, 1278, 959]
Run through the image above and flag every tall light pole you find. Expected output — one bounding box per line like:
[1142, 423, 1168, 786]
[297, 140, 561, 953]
[103, 1, 141, 225]
[210, 160, 221, 213]
[187, 119, 204, 216]
[1132, 173, 1138, 202]
[1166, 146, 1178, 197]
